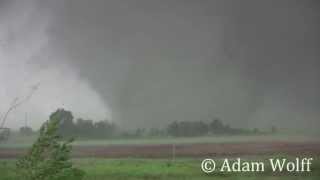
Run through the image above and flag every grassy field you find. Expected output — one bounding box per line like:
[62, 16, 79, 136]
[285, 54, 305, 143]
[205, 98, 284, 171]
[0, 156, 319, 180]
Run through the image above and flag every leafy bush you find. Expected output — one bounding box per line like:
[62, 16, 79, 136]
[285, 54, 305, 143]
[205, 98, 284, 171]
[16, 110, 85, 180]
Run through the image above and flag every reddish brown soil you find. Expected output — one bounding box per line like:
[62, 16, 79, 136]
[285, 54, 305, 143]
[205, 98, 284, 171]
[1, 141, 320, 159]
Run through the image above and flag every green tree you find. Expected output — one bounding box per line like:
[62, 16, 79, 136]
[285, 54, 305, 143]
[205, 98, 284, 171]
[75, 118, 94, 137]
[50, 109, 75, 138]
[271, 125, 278, 133]
[16, 110, 84, 180]
[19, 126, 33, 136]
[167, 121, 179, 136]
[93, 120, 116, 138]
[209, 118, 226, 134]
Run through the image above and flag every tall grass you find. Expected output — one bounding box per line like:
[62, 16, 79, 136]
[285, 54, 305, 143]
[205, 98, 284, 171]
[1, 156, 319, 180]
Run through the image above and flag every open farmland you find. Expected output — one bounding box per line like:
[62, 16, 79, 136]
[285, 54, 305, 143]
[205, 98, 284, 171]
[1, 135, 319, 159]
[1, 135, 319, 179]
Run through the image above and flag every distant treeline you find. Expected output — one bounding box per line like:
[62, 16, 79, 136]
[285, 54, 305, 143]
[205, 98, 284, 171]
[19, 108, 277, 138]
[48, 109, 116, 139]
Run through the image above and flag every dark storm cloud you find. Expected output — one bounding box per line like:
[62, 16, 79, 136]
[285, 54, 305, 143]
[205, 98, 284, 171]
[2, 0, 319, 130]
[44, 0, 320, 130]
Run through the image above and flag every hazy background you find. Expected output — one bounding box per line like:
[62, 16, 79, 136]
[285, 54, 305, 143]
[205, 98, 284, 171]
[0, 0, 319, 131]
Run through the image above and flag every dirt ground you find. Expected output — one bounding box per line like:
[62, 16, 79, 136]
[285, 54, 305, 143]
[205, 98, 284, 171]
[1, 141, 320, 158]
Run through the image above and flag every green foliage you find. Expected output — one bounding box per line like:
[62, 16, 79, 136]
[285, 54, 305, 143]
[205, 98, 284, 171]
[75, 118, 116, 138]
[167, 121, 209, 137]
[16, 109, 85, 180]
[44, 109, 116, 139]
[50, 109, 75, 138]
[0, 128, 10, 141]
[19, 126, 33, 136]
[166, 119, 262, 137]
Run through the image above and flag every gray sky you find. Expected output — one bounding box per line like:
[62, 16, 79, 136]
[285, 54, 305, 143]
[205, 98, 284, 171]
[0, 0, 319, 131]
